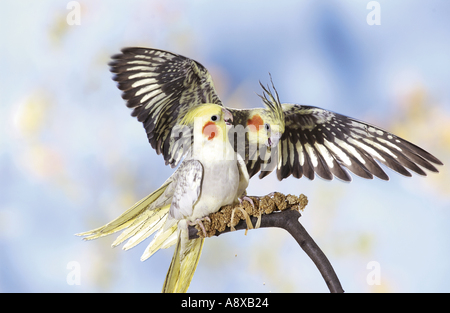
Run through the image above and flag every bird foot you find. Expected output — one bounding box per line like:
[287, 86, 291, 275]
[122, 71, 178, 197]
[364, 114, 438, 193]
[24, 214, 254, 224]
[230, 197, 256, 233]
[238, 196, 255, 208]
[238, 196, 263, 229]
[187, 216, 211, 238]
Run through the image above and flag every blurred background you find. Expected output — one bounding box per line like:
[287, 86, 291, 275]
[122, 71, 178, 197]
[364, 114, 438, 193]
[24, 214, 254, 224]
[1, 0, 449, 293]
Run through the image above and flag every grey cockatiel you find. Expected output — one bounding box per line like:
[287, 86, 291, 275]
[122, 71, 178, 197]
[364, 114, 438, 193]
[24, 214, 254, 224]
[78, 103, 249, 292]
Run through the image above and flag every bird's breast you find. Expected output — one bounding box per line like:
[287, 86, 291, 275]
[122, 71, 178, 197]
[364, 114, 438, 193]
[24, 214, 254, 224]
[189, 160, 240, 221]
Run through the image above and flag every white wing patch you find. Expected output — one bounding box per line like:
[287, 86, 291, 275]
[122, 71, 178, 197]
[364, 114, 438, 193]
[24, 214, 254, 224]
[304, 143, 318, 167]
[169, 160, 203, 221]
[362, 138, 398, 159]
[324, 139, 353, 166]
[132, 78, 158, 89]
[347, 137, 386, 162]
[129, 71, 158, 79]
[315, 142, 334, 168]
[376, 137, 403, 151]
[296, 141, 305, 166]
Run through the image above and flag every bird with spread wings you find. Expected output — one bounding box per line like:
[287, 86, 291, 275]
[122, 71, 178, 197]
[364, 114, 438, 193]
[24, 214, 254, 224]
[78, 104, 249, 292]
[79, 47, 442, 293]
[109, 47, 443, 182]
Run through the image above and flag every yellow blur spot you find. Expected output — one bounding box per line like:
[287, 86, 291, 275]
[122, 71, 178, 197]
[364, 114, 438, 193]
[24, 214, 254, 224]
[19, 144, 63, 181]
[13, 94, 51, 139]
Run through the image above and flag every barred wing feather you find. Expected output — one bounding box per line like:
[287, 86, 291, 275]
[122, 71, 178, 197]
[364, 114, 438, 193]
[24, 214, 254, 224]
[271, 104, 443, 181]
[109, 47, 223, 167]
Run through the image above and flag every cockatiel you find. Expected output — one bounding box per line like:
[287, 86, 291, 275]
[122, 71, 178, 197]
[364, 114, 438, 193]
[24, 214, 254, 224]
[109, 47, 442, 181]
[77, 103, 249, 293]
[80, 47, 442, 293]
[109, 47, 284, 177]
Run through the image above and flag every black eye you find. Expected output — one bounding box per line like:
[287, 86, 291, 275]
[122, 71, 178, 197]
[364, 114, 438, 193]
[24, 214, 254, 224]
[265, 123, 270, 131]
[211, 115, 218, 121]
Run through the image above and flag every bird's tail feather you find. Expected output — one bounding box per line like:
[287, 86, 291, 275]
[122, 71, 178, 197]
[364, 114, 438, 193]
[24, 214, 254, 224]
[140, 220, 178, 261]
[76, 180, 173, 248]
[162, 232, 204, 293]
[114, 203, 170, 249]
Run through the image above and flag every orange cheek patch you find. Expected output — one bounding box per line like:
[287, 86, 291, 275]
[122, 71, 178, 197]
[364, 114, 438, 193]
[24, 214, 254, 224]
[202, 121, 218, 140]
[247, 114, 264, 132]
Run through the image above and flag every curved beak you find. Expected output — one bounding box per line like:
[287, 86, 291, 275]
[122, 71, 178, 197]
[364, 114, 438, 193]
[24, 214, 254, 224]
[268, 130, 281, 148]
[222, 108, 233, 126]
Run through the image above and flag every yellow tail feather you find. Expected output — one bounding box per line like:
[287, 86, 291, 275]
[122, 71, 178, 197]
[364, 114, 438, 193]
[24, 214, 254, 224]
[115, 204, 169, 249]
[76, 180, 171, 240]
[140, 222, 178, 261]
[162, 233, 204, 293]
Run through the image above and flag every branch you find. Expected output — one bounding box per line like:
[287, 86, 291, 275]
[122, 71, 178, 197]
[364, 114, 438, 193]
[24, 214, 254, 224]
[188, 193, 344, 293]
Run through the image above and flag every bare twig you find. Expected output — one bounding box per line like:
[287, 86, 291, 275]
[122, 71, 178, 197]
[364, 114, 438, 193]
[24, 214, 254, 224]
[188, 193, 344, 293]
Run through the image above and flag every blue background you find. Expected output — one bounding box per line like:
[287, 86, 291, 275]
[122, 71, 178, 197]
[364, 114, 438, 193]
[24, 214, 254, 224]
[1, 0, 449, 292]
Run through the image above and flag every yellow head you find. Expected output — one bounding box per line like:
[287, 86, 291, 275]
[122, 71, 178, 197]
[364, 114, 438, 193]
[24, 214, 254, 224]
[180, 103, 233, 143]
[244, 110, 284, 149]
[250, 77, 285, 148]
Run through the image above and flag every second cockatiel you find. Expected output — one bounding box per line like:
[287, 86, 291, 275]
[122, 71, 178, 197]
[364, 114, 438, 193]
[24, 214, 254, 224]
[109, 47, 442, 181]
[109, 47, 285, 175]
[79, 47, 443, 293]
[77, 103, 249, 293]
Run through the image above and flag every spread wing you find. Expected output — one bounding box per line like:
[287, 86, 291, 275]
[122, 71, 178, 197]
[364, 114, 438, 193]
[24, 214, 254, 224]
[264, 104, 443, 181]
[109, 47, 223, 167]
